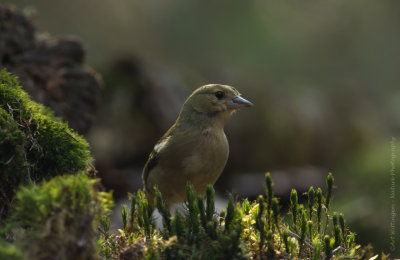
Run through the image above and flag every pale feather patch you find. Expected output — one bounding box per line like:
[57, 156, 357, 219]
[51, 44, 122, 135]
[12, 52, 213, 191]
[202, 128, 213, 136]
[154, 136, 170, 153]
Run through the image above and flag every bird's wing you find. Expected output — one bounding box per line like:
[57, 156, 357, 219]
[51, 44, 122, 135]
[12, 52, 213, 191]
[142, 149, 159, 192]
[142, 127, 175, 191]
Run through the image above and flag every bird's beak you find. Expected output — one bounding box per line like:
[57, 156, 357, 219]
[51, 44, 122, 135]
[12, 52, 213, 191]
[228, 96, 254, 110]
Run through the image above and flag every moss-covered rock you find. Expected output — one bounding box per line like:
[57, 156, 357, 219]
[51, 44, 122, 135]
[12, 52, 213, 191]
[0, 69, 91, 218]
[1, 173, 113, 260]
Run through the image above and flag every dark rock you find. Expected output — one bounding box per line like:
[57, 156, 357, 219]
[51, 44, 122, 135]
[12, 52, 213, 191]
[0, 5, 101, 134]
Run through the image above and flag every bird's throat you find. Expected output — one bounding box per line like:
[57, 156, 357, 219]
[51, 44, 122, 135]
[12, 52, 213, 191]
[178, 107, 231, 131]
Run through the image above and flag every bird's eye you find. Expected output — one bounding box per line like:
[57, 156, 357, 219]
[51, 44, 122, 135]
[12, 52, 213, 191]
[215, 91, 224, 99]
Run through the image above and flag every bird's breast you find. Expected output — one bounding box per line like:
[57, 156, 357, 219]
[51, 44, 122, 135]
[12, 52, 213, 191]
[181, 129, 229, 186]
[146, 127, 229, 202]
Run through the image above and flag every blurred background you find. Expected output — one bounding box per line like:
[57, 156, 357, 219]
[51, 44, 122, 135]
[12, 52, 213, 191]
[2, 0, 399, 255]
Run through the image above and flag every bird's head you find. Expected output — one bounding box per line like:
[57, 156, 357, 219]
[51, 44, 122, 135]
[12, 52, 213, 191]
[179, 84, 253, 127]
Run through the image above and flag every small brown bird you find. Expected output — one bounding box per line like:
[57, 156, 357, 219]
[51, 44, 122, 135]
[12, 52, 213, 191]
[142, 84, 253, 207]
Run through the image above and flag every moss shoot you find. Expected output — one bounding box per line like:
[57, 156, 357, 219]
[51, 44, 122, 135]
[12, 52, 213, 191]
[98, 173, 387, 260]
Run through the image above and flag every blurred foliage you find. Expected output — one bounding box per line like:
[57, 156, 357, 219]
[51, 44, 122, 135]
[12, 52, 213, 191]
[0, 173, 113, 260]
[0, 69, 92, 219]
[98, 173, 386, 259]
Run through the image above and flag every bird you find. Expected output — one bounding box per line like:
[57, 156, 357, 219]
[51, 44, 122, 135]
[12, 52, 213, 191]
[142, 84, 253, 208]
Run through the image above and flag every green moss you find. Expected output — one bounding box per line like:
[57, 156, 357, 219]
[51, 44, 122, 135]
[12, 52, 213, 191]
[0, 69, 91, 218]
[2, 173, 113, 260]
[0, 109, 28, 215]
[99, 173, 385, 260]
